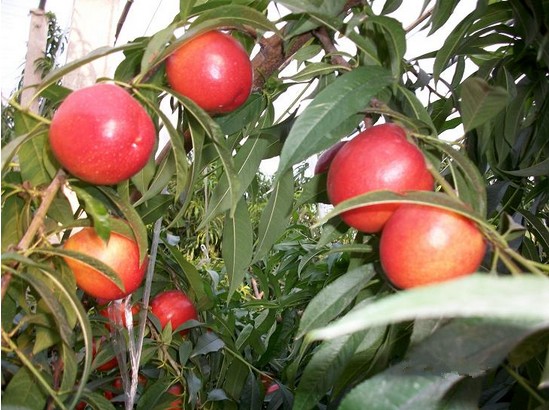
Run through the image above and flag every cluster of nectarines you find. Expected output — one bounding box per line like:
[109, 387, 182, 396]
[319, 123, 486, 289]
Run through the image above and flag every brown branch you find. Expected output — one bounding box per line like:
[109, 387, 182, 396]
[313, 27, 352, 69]
[252, 32, 313, 91]
[405, 7, 433, 32]
[1, 168, 66, 299]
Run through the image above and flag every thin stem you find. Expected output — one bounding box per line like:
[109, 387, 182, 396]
[314, 26, 352, 70]
[1, 169, 66, 299]
[405, 7, 434, 33]
[504, 364, 546, 405]
[223, 346, 271, 378]
[1, 329, 68, 410]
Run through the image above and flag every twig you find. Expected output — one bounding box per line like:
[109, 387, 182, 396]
[313, 27, 352, 69]
[1, 169, 66, 299]
[405, 7, 434, 33]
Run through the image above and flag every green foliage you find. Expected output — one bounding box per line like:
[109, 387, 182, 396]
[2, 1, 548, 409]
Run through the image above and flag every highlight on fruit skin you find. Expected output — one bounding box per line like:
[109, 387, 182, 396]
[62, 227, 148, 301]
[379, 203, 487, 289]
[326, 123, 434, 233]
[48, 83, 156, 185]
[165, 30, 253, 115]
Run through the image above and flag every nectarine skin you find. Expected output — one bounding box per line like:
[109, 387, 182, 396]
[326, 123, 434, 233]
[63, 228, 147, 300]
[380, 204, 486, 289]
[49, 83, 155, 185]
[166, 31, 253, 114]
[150, 290, 198, 335]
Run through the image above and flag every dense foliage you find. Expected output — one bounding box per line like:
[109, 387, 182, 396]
[2, 1, 548, 409]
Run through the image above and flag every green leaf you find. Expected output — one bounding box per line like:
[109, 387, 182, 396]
[18, 132, 52, 187]
[70, 185, 110, 242]
[314, 190, 485, 230]
[339, 316, 549, 409]
[97, 186, 149, 264]
[285, 62, 351, 81]
[2, 253, 94, 408]
[33, 247, 124, 292]
[252, 170, 294, 263]
[460, 77, 508, 132]
[308, 275, 549, 341]
[428, 0, 460, 35]
[36, 42, 140, 94]
[275, 0, 347, 16]
[133, 151, 176, 207]
[140, 24, 176, 76]
[163, 242, 210, 310]
[423, 138, 487, 217]
[298, 264, 376, 338]
[159, 85, 241, 218]
[223, 198, 253, 301]
[136, 194, 172, 225]
[141, 94, 189, 204]
[202, 132, 277, 224]
[367, 16, 406, 78]
[191, 332, 225, 357]
[277, 66, 393, 174]
[339, 368, 463, 410]
[1, 125, 46, 174]
[433, 16, 474, 82]
[395, 85, 436, 132]
[215, 93, 265, 136]
[293, 331, 366, 410]
[2, 366, 48, 410]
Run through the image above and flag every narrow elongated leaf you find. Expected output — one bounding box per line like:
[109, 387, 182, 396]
[1, 125, 46, 173]
[2, 253, 94, 408]
[252, 170, 294, 263]
[428, 0, 460, 35]
[339, 316, 548, 409]
[314, 190, 486, 230]
[297, 264, 376, 338]
[140, 24, 176, 75]
[32, 248, 124, 292]
[191, 332, 225, 357]
[367, 16, 406, 77]
[163, 242, 210, 309]
[339, 368, 463, 410]
[133, 151, 177, 207]
[277, 66, 393, 174]
[223, 198, 253, 301]
[396, 85, 436, 132]
[97, 186, 149, 264]
[423, 138, 487, 216]
[36, 42, 140, 94]
[151, 106, 190, 201]
[293, 331, 366, 410]
[202, 133, 277, 224]
[155, 85, 241, 217]
[285, 62, 350, 81]
[18, 133, 52, 187]
[156, 5, 280, 68]
[460, 77, 508, 132]
[71, 185, 110, 242]
[433, 15, 474, 82]
[309, 275, 549, 341]
[2, 366, 48, 410]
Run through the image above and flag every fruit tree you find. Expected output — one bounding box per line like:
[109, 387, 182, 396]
[2, 1, 548, 409]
